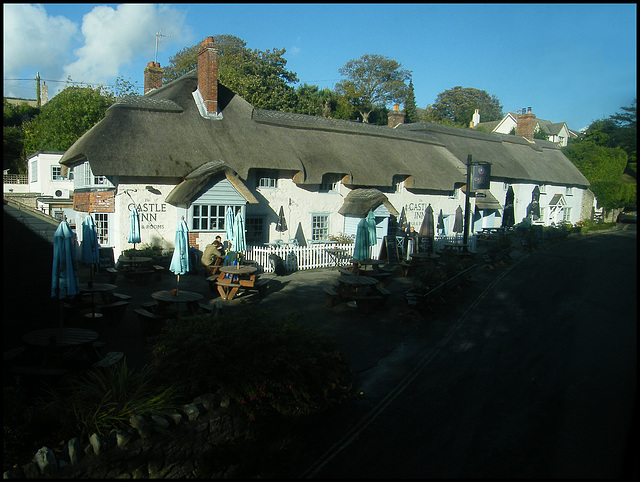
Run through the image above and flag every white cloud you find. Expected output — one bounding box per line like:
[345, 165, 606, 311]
[64, 4, 188, 86]
[3, 4, 78, 95]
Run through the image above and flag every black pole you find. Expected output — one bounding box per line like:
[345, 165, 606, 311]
[463, 154, 472, 249]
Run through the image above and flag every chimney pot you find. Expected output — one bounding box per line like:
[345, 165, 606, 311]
[198, 37, 219, 115]
[144, 60, 163, 94]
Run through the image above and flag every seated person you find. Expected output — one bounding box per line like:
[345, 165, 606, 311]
[201, 236, 226, 266]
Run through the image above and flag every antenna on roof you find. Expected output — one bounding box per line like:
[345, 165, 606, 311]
[155, 30, 170, 64]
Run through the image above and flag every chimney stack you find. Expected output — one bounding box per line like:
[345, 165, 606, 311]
[388, 103, 405, 128]
[144, 61, 163, 94]
[198, 37, 219, 115]
[470, 108, 480, 128]
[516, 107, 536, 142]
[40, 80, 48, 105]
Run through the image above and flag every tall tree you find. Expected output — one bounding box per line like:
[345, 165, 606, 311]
[162, 35, 299, 111]
[425, 86, 503, 127]
[335, 54, 411, 123]
[22, 86, 115, 157]
[404, 78, 419, 124]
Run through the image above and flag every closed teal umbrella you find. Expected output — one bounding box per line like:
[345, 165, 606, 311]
[52, 221, 79, 328]
[169, 218, 190, 291]
[353, 218, 371, 262]
[366, 211, 377, 245]
[232, 209, 246, 253]
[128, 208, 141, 247]
[80, 214, 100, 284]
[225, 206, 235, 243]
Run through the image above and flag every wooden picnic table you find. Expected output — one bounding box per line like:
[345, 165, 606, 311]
[118, 256, 152, 269]
[443, 242, 468, 253]
[22, 327, 100, 367]
[151, 289, 204, 315]
[325, 248, 351, 266]
[214, 265, 258, 300]
[79, 282, 117, 319]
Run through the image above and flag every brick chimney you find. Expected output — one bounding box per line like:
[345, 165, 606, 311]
[144, 61, 163, 94]
[388, 103, 405, 128]
[516, 107, 536, 142]
[197, 37, 219, 115]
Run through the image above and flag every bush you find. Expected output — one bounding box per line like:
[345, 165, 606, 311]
[39, 359, 179, 437]
[122, 244, 165, 259]
[149, 308, 353, 421]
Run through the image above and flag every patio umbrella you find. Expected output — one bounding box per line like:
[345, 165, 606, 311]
[52, 220, 80, 328]
[398, 206, 407, 231]
[80, 214, 100, 285]
[169, 217, 190, 292]
[419, 204, 435, 253]
[453, 206, 464, 238]
[527, 185, 541, 221]
[437, 209, 445, 235]
[502, 186, 515, 228]
[225, 206, 235, 244]
[275, 205, 287, 233]
[232, 209, 246, 253]
[353, 217, 372, 262]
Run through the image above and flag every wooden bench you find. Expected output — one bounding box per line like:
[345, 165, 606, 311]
[400, 260, 418, 277]
[107, 267, 154, 285]
[112, 292, 132, 302]
[324, 286, 340, 307]
[405, 282, 447, 314]
[214, 278, 269, 300]
[153, 265, 164, 280]
[135, 308, 165, 336]
[93, 351, 124, 369]
[100, 300, 130, 325]
[376, 286, 392, 303]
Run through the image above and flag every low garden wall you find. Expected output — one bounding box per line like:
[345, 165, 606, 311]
[4, 391, 250, 479]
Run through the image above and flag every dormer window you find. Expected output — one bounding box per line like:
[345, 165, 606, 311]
[256, 170, 278, 189]
[320, 174, 341, 193]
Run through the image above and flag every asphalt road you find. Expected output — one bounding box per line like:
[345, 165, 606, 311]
[300, 228, 637, 478]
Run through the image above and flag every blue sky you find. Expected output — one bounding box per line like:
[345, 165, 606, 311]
[3, 3, 637, 131]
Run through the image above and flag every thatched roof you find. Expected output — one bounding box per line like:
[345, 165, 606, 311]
[337, 188, 399, 218]
[398, 122, 589, 187]
[60, 70, 467, 192]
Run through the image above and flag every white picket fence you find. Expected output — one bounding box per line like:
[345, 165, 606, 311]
[245, 235, 477, 273]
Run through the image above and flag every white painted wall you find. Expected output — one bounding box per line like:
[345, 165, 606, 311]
[27, 152, 74, 198]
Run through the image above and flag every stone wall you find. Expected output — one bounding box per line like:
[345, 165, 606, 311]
[3, 391, 251, 479]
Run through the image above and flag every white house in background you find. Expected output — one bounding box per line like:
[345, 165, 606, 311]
[471, 108, 579, 147]
[21, 152, 75, 222]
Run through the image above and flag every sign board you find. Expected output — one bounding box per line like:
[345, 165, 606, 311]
[471, 163, 491, 190]
[379, 236, 400, 264]
[98, 247, 115, 271]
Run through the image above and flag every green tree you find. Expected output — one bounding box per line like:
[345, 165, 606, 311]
[335, 54, 411, 123]
[163, 35, 299, 111]
[4, 99, 41, 173]
[404, 79, 419, 124]
[563, 140, 633, 209]
[293, 84, 339, 117]
[426, 86, 503, 127]
[22, 86, 115, 156]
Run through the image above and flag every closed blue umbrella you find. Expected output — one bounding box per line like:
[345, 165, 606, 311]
[169, 218, 190, 291]
[80, 214, 100, 284]
[365, 211, 377, 259]
[52, 221, 79, 327]
[128, 207, 141, 247]
[225, 206, 235, 243]
[353, 218, 371, 262]
[232, 209, 246, 253]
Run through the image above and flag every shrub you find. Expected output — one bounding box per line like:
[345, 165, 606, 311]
[39, 359, 180, 437]
[149, 308, 353, 421]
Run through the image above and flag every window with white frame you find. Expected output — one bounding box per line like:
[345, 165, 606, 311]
[393, 175, 405, 193]
[256, 169, 278, 188]
[539, 184, 546, 194]
[191, 204, 239, 231]
[320, 174, 341, 193]
[312, 214, 329, 240]
[565, 186, 573, 196]
[51, 165, 62, 181]
[94, 213, 109, 245]
[31, 160, 38, 183]
[448, 189, 458, 199]
[245, 216, 265, 244]
[563, 207, 572, 222]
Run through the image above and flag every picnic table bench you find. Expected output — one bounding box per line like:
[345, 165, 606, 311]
[106, 267, 155, 285]
[482, 247, 513, 269]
